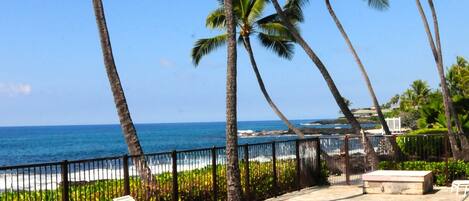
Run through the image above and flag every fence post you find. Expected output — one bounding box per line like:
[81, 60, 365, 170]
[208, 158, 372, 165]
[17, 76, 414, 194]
[444, 134, 449, 186]
[123, 154, 130, 195]
[295, 139, 301, 190]
[61, 160, 69, 201]
[171, 150, 178, 201]
[315, 138, 321, 185]
[392, 134, 399, 162]
[211, 146, 218, 201]
[344, 135, 350, 185]
[272, 141, 278, 196]
[243, 144, 250, 201]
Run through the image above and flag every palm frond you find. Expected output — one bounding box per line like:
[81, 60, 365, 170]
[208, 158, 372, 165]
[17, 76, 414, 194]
[247, 0, 268, 24]
[257, 22, 294, 40]
[191, 34, 228, 66]
[206, 8, 226, 29]
[238, 35, 245, 45]
[283, 0, 309, 22]
[256, 0, 306, 24]
[365, 0, 389, 11]
[258, 33, 294, 59]
[237, 0, 251, 19]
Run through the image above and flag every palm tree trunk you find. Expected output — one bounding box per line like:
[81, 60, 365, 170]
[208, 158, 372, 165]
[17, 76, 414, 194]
[92, 0, 157, 197]
[325, 0, 401, 157]
[415, 0, 466, 157]
[427, 1, 467, 152]
[271, 0, 379, 170]
[325, 0, 390, 136]
[224, 0, 243, 200]
[427, 0, 463, 134]
[242, 36, 306, 138]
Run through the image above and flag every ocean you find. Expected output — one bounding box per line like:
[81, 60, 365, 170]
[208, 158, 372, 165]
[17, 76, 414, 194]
[0, 120, 374, 167]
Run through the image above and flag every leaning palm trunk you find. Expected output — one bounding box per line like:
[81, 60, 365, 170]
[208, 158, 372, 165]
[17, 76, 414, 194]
[325, 0, 401, 157]
[416, 0, 469, 159]
[92, 0, 157, 198]
[242, 36, 306, 138]
[427, 2, 467, 154]
[271, 0, 379, 169]
[224, 0, 243, 200]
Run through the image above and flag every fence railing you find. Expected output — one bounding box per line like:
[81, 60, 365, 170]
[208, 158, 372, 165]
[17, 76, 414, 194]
[0, 138, 321, 201]
[320, 134, 450, 185]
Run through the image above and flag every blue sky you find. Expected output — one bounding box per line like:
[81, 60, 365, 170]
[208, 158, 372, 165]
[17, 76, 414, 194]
[0, 1, 468, 126]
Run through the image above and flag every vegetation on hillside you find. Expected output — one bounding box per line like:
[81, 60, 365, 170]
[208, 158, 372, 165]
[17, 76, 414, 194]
[383, 56, 469, 133]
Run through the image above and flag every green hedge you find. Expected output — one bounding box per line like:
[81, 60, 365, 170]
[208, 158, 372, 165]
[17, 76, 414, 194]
[379, 160, 469, 186]
[0, 159, 328, 201]
[407, 128, 447, 135]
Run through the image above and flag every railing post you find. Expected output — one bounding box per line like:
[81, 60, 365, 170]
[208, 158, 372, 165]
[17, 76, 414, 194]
[315, 138, 321, 185]
[295, 139, 301, 190]
[344, 135, 350, 185]
[272, 141, 278, 196]
[243, 144, 250, 201]
[123, 154, 130, 195]
[61, 160, 69, 201]
[392, 134, 399, 162]
[211, 146, 218, 201]
[444, 134, 449, 186]
[171, 150, 178, 201]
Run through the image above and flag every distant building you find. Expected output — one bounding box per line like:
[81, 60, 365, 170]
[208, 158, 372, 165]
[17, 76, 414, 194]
[350, 106, 391, 118]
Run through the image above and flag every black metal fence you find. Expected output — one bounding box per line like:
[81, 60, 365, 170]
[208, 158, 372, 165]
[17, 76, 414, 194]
[321, 134, 449, 185]
[0, 138, 321, 201]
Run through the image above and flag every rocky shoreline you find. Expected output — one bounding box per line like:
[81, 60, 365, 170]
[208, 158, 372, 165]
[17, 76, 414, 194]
[309, 118, 377, 125]
[238, 127, 356, 137]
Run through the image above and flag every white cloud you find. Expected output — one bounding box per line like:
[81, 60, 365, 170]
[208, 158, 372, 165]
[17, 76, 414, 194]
[0, 83, 32, 97]
[159, 58, 175, 68]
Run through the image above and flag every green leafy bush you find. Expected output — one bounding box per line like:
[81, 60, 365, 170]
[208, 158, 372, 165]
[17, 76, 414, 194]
[408, 128, 447, 135]
[379, 160, 468, 186]
[396, 132, 445, 159]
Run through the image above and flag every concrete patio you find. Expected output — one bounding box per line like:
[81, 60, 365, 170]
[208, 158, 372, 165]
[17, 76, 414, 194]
[267, 185, 466, 201]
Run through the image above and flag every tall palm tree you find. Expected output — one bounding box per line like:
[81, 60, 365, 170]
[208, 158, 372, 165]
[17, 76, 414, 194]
[192, 0, 305, 137]
[415, 0, 469, 158]
[324, 0, 403, 157]
[223, 0, 243, 200]
[325, 0, 392, 136]
[92, 0, 157, 197]
[270, 0, 380, 169]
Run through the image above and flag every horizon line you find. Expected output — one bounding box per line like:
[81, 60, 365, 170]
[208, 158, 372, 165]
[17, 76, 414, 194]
[0, 117, 337, 128]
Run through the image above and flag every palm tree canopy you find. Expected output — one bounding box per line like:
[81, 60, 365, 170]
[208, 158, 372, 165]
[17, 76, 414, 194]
[192, 0, 300, 66]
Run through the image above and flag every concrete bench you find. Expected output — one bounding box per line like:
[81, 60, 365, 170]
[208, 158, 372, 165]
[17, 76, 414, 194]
[362, 170, 433, 195]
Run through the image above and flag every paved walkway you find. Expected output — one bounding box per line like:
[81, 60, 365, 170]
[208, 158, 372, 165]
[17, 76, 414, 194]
[267, 185, 466, 201]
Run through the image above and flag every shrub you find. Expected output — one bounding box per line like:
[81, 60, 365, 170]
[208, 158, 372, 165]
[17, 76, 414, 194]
[379, 160, 468, 186]
[396, 132, 445, 159]
[408, 128, 447, 135]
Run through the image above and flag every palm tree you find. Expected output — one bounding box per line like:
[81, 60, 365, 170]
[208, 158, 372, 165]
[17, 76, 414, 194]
[92, 0, 157, 197]
[270, 0, 380, 169]
[325, 0, 392, 136]
[223, 0, 243, 200]
[415, 0, 469, 158]
[192, 0, 305, 137]
[410, 80, 431, 106]
[447, 56, 469, 97]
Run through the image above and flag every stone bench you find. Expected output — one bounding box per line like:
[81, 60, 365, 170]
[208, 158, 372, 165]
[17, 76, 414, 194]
[362, 170, 433, 195]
